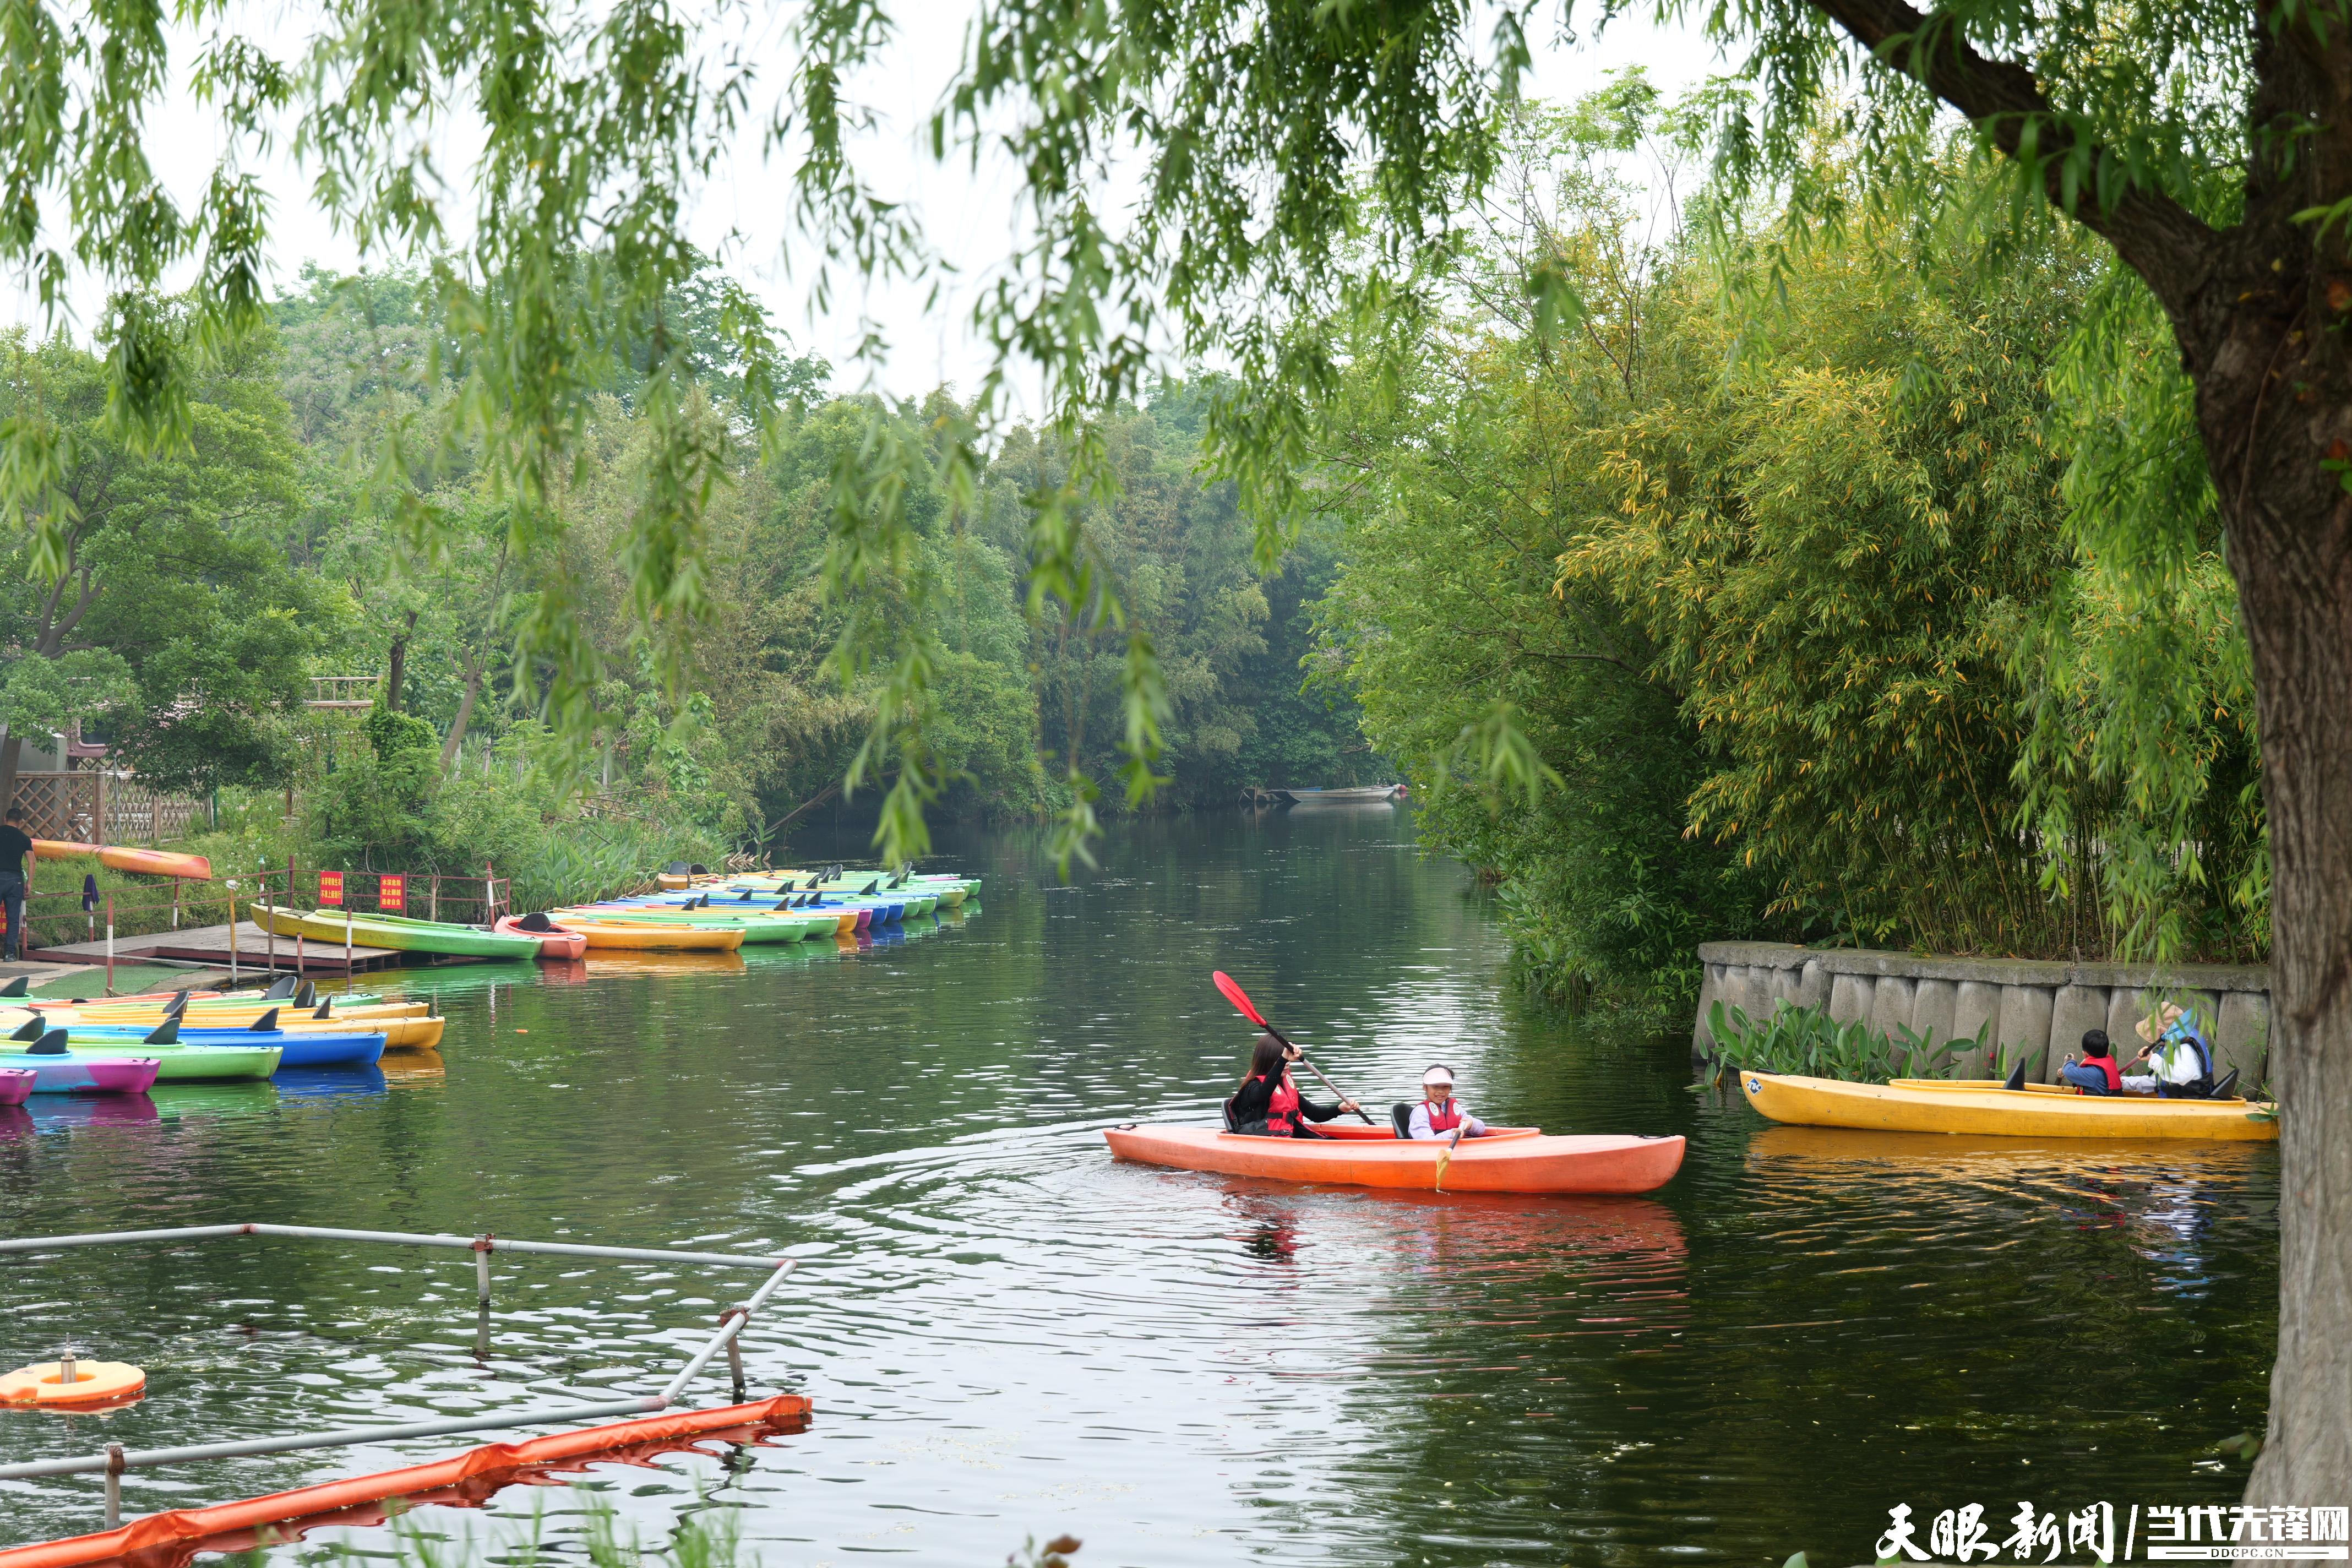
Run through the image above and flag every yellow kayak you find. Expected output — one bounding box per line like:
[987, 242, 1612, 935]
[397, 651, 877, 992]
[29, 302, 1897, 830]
[1737, 1072, 2278, 1141]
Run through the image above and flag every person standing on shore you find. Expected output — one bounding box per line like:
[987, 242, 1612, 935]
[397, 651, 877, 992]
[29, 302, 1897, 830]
[0, 807, 32, 963]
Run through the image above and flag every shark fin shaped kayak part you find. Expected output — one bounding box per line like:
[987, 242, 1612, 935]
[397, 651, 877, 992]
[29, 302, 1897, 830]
[143, 1019, 180, 1046]
[29, 1028, 69, 1055]
[0, 976, 26, 998]
[9, 1016, 43, 1042]
[251, 1007, 281, 1032]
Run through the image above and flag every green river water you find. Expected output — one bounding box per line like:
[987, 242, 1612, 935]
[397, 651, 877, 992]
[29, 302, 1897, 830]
[0, 809, 2278, 1564]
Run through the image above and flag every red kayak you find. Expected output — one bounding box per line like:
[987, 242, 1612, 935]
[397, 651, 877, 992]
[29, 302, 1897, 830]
[1103, 1122, 1685, 1194]
[494, 914, 590, 960]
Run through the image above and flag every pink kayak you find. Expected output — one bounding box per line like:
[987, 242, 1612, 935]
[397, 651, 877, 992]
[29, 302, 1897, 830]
[494, 914, 590, 960]
[0, 1068, 32, 1106]
[10, 1058, 161, 1095]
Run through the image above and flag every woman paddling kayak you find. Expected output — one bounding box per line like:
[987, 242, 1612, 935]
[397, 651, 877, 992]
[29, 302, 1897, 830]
[1226, 1033, 1360, 1136]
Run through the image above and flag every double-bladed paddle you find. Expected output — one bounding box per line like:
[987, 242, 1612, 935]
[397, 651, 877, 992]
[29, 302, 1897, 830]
[1210, 971, 1374, 1125]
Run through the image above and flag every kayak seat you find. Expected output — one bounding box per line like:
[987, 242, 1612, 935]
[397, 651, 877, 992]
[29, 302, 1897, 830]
[688, 863, 709, 875]
[1390, 1103, 1415, 1140]
[516, 911, 557, 933]
[1220, 1095, 1240, 1133]
[2002, 1060, 2028, 1092]
[2212, 1068, 2240, 1100]
[664, 861, 690, 875]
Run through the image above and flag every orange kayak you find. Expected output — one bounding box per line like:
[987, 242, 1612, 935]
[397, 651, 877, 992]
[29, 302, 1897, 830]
[30, 840, 213, 880]
[1103, 1122, 1685, 1194]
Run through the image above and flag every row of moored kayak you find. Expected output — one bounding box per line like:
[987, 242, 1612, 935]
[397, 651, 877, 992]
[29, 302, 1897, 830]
[0, 975, 444, 1097]
[246, 865, 983, 959]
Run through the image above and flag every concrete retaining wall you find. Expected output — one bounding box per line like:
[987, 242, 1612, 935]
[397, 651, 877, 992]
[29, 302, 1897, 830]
[1692, 941, 2272, 1085]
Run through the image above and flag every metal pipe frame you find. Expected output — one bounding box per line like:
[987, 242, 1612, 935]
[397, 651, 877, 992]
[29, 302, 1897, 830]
[0, 1224, 797, 1488]
[0, 1222, 786, 1271]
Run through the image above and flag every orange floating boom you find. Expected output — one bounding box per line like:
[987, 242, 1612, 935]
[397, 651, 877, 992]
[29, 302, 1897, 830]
[0, 1394, 812, 1567]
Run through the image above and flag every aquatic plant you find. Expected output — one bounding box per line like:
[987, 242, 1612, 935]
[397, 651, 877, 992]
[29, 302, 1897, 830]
[1701, 1000, 1983, 1086]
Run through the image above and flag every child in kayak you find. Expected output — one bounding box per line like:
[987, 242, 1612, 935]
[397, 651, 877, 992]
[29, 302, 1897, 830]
[1401, 1064, 1489, 1140]
[2059, 1030, 2124, 1096]
[1227, 1033, 1359, 1136]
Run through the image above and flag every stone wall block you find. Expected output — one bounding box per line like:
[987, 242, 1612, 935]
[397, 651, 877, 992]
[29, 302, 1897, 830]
[1950, 981, 2003, 1076]
[1694, 964, 1727, 1053]
[2215, 992, 2272, 1086]
[2105, 986, 2154, 1052]
[1996, 984, 2055, 1079]
[1725, 966, 1771, 1030]
[1826, 972, 1876, 1030]
[1908, 979, 1959, 1068]
[1868, 976, 1917, 1073]
[1793, 959, 1830, 1012]
[2050, 984, 2111, 1086]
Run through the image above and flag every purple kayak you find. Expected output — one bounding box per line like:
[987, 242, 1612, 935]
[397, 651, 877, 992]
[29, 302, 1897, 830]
[0, 1067, 31, 1105]
[12, 1057, 160, 1095]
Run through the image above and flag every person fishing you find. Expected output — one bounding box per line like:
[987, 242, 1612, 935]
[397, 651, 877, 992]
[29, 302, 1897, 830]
[1401, 1064, 1490, 1139]
[1226, 1032, 1359, 1137]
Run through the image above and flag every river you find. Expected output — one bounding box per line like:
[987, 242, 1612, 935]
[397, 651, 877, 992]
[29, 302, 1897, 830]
[0, 809, 2277, 1564]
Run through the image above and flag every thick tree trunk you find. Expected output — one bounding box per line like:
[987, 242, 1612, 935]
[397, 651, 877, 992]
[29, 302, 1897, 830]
[0, 732, 18, 818]
[2220, 402, 2352, 1506]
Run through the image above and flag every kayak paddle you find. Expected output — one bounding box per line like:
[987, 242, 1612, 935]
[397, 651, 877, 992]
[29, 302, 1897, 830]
[1433, 1119, 1469, 1191]
[1210, 971, 1374, 1125]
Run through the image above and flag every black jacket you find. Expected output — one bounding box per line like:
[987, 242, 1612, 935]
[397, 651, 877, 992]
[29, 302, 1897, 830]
[1227, 1070, 1343, 1130]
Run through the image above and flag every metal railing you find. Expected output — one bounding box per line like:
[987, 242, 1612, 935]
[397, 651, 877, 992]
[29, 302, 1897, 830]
[0, 1222, 797, 1529]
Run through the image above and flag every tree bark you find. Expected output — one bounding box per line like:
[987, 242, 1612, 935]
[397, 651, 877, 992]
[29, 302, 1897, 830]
[0, 732, 18, 818]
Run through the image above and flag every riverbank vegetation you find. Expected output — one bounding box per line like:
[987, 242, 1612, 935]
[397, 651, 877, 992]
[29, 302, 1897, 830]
[1311, 85, 2265, 1000]
[0, 277, 1377, 906]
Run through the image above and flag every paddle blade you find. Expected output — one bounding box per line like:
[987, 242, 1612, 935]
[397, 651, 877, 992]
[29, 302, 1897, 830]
[1211, 971, 1269, 1030]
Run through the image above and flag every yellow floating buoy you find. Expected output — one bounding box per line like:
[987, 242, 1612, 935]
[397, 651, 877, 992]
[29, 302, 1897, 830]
[0, 1358, 146, 1408]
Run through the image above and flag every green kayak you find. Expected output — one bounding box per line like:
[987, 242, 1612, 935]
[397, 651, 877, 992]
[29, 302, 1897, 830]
[0, 1041, 281, 1081]
[255, 906, 545, 960]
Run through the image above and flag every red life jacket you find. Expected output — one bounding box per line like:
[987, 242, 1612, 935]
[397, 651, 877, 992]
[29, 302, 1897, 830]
[1424, 1097, 1462, 1133]
[1265, 1074, 1301, 1135]
[2078, 1054, 2121, 1093]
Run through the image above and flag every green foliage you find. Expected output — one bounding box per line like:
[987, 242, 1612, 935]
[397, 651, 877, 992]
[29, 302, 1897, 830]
[0, 328, 325, 797]
[363, 706, 438, 760]
[1703, 1000, 1983, 1085]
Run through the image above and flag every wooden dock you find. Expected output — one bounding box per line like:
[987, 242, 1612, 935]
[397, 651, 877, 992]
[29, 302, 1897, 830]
[31, 921, 412, 974]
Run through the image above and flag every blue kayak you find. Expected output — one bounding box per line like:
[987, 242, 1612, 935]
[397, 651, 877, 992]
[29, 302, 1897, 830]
[56, 1026, 387, 1069]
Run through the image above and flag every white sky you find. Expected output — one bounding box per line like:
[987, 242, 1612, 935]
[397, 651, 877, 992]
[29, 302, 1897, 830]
[4, 4, 1727, 413]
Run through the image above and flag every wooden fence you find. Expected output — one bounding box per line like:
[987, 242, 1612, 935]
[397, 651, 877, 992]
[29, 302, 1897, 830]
[8, 771, 209, 845]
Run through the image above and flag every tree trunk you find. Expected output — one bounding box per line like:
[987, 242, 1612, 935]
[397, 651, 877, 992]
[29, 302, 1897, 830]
[2221, 400, 2352, 1507]
[439, 668, 482, 771]
[384, 609, 419, 712]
